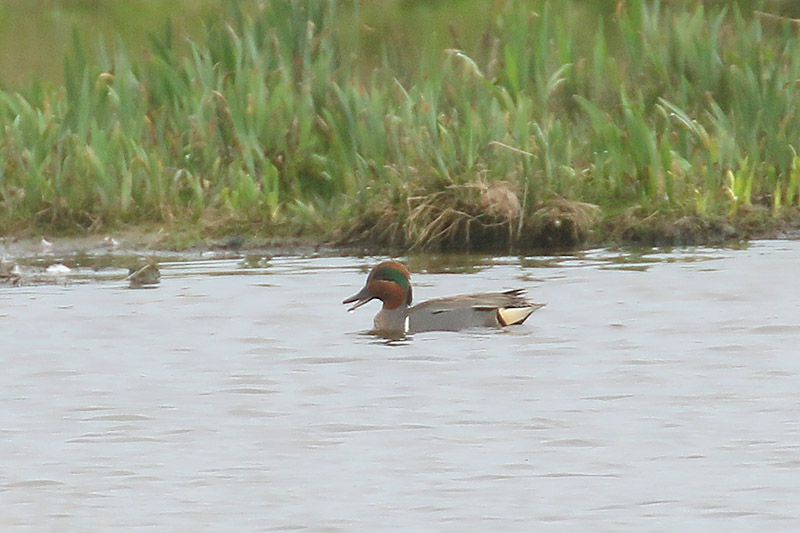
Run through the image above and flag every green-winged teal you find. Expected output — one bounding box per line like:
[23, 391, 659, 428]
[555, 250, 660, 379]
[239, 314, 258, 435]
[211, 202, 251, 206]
[344, 261, 544, 333]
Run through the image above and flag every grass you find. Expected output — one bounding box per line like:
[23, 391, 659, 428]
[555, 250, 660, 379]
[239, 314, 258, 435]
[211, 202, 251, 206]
[1, 0, 800, 250]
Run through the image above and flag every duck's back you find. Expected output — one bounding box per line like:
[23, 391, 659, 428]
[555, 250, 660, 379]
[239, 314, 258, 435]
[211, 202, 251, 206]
[407, 289, 542, 333]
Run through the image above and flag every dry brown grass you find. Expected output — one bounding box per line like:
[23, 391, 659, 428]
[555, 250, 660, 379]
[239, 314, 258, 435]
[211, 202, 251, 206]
[343, 178, 526, 250]
[526, 198, 600, 248]
[404, 179, 523, 250]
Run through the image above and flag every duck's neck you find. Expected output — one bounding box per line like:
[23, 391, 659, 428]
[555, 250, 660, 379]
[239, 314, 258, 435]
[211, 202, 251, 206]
[375, 303, 409, 333]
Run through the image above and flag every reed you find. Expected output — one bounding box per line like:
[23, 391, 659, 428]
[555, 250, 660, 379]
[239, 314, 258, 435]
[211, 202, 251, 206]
[1, 0, 799, 248]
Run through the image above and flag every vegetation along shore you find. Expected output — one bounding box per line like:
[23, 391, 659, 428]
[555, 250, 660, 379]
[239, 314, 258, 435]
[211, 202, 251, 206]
[2, 0, 800, 252]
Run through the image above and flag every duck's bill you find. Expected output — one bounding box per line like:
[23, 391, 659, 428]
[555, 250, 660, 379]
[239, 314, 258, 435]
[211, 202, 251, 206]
[343, 287, 374, 312]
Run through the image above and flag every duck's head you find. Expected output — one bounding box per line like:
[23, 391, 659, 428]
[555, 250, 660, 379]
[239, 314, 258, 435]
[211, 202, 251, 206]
[343, 261, 413, 311]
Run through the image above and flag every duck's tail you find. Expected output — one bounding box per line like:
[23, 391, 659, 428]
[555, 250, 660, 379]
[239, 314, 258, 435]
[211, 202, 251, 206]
[497, 303, 546, 326]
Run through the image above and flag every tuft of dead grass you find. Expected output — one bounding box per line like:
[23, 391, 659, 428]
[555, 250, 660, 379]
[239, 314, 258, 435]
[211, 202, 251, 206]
[404, 179, 523, 250]
[344, 178, 526, 250]
[526, 198, 600, 248]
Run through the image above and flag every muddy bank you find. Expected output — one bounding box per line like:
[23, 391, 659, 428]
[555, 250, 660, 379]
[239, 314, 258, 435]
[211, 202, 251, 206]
[2, 206, 800, 268]
[598, 207, 800, 248]
[0, 229, 339, 287]
[342, 204, 800, 251]
[0, 230, 328, 262]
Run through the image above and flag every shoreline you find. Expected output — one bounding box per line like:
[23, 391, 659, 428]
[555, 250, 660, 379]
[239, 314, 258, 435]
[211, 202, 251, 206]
[3, 208, 800, 261]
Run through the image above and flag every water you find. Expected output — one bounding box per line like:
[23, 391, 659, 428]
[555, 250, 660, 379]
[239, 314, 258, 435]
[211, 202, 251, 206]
[1, 240, 799, 530]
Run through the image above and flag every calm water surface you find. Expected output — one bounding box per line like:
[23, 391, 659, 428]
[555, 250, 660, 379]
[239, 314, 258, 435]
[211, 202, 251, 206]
[1, 240, 799, 530]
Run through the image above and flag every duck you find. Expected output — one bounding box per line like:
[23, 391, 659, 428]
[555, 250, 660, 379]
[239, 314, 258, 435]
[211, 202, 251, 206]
[0, 258, 21, 286]
[126, 261, 160, 289]
[343, 261, 544, 334]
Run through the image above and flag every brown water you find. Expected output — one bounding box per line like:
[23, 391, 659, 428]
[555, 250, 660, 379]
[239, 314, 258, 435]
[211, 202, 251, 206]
[1, 240, 799, 530]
